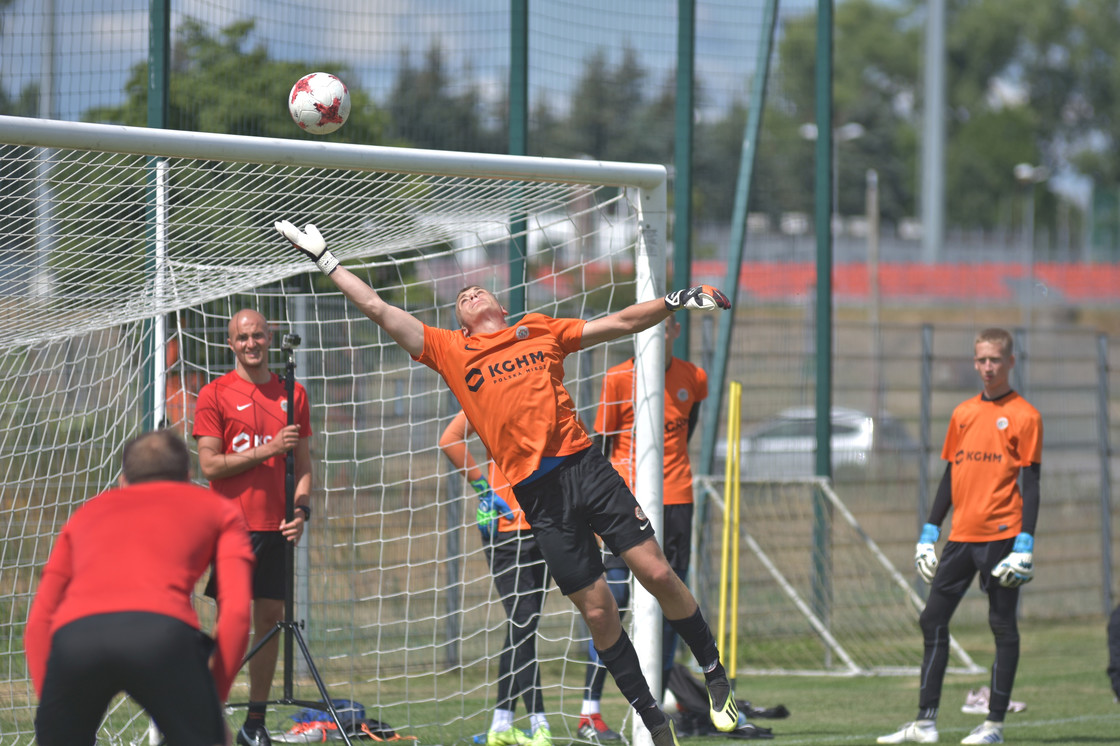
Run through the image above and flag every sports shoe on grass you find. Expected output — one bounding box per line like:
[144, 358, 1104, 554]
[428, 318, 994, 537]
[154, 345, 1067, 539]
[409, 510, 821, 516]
[528, 726, 552, 746]
[237, 721, 273, 746]
[577, 714, 621, 741]
[706, 673, 740, 732]
[648, 715, 680, 746]
[876, 720, 939, 744]
[961, 686, 1026, 715]
[960, 721, 1003, 744]
[486, 727, 528, 746]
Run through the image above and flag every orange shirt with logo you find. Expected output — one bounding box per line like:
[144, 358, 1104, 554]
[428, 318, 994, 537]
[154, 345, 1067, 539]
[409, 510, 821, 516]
[940, 391, 1042, 542]
[417, 314, 592, 486]
[594, 357, 707, 505]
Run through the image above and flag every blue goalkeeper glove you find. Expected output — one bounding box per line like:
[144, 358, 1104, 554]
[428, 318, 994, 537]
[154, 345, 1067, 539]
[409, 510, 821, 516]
[914, 523, 940, 583]
[470, 478, 514, 540]
[992, 532, 1034, 588]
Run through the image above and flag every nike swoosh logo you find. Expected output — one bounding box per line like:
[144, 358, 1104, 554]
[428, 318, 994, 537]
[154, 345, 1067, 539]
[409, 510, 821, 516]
[465, 344, 481, 351]
[638, 521, 650, 531]
[237, 403, 252, 411]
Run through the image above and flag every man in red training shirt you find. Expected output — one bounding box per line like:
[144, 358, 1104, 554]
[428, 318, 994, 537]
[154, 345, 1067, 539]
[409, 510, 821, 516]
[25, 430, 254, 746]
[193, 308, 313, 746]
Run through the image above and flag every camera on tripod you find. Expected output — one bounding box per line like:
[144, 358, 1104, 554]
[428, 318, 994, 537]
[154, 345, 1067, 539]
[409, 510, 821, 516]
[281, 333, 301, 352]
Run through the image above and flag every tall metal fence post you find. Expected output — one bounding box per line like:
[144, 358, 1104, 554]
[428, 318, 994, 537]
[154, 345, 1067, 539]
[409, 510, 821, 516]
[1098, 333, 1114, 615]
[918, 325, 933, 540]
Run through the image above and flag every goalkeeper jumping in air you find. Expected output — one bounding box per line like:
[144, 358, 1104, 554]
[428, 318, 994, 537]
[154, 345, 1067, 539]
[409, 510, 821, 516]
[276, 220, 740, 746]
[879, 327, 1042, 746]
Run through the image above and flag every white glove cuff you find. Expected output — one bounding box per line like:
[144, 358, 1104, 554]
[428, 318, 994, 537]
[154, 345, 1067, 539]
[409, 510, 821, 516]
[316, 251, 339, 275]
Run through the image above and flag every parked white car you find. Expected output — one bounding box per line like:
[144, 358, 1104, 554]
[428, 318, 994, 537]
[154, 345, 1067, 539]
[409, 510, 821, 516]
[716, 406, 918, 479]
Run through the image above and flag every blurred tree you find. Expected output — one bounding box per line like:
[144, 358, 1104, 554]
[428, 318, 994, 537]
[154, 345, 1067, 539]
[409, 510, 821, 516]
[0, 0, 36, 118]
[385, 41, 504, 153]
[775, 0, 920, 227]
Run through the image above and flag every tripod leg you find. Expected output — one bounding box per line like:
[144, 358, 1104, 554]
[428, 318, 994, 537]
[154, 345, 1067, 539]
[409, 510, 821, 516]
[289, 625, 355, 746]
[240, 622, 283, 669]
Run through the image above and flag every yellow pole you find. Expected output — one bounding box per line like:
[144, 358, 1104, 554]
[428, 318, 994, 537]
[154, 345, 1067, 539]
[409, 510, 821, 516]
[728, 382, 742, 684]
[717, 382, 742, 667]
[716, 386, 734, 654]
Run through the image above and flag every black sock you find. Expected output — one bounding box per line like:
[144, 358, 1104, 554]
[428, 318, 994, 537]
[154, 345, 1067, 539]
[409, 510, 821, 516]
[595, 630, 658, 719]
[704, 662, 731, 705]
[245, 707, 266, 725]
[667, 606, 720, 672]
[640, 704, 668, 731]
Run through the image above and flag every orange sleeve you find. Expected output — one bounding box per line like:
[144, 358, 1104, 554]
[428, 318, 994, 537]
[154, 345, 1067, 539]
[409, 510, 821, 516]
[439, 411, 484, 483]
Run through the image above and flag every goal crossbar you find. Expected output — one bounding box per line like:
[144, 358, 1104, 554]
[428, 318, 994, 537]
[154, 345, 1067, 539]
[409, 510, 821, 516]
[0, 115, 667, 189]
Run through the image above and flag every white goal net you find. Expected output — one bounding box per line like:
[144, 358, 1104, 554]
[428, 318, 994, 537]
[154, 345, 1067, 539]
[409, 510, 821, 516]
[0, 115, 979, 746]
[693, 475, 983, 677]
[0, 116, 669, 745]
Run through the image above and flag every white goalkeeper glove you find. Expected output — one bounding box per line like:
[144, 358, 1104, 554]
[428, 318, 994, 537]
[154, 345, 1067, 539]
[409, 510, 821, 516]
[275, 220, 339, 275]
[914, 522, 940, 583]
[992, 532, 1034, 588]
[664, 285, 731, 311]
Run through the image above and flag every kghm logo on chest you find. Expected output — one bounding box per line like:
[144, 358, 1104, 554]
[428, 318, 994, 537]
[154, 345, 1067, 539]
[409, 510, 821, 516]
[464, 350, 548, 391]
[954, 449, 1003, 465]
[487, 350, 546, 376]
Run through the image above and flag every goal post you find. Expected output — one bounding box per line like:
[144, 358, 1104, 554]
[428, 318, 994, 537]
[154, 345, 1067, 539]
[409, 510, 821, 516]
[0, 114, 670, 745]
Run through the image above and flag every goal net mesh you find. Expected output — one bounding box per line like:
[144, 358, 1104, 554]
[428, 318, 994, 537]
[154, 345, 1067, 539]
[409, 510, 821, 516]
[0, 124, 976, 746]
[693, 476, 982, 677]
[0, 131, 653, 744]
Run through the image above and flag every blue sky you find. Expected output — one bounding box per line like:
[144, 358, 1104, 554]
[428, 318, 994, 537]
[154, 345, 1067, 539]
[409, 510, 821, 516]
[1, 0, 815, 122]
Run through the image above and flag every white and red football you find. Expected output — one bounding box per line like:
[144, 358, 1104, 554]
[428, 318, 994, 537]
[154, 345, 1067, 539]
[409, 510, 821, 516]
[288, 72, 351, 135]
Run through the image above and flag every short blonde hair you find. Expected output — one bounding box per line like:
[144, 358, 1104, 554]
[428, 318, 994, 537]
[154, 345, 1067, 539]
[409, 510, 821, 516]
[974, 327, 1013, 356]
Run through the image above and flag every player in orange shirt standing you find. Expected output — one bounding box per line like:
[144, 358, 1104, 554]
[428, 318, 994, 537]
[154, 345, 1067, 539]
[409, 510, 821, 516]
[276, 220, 740, 746]
[578, 315, 706, 740]
[439, 411, 554, 746]
[879, 328, 1042, 746]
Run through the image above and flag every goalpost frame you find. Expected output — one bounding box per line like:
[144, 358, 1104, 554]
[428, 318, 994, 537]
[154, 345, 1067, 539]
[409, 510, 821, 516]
[0, 114, 671, 736]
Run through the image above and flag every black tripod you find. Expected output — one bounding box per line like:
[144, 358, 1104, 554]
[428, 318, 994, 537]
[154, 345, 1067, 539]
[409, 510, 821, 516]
[233, 333, 355, 746]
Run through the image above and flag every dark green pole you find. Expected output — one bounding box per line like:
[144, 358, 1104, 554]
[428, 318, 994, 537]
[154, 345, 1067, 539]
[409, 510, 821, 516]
[673, 0, 695, 357]
[813, 6, 834, 479]
[507, 0, 529, 318]
[811, 0, 835, 644]
[698, 0, 779, 475]
[144, 0, 170, 430]
[147, 0, 169, 129]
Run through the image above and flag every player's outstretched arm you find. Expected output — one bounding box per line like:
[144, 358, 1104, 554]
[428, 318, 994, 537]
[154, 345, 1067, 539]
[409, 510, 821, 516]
[275, 220, 424, 357]
[582, 284, 730, 348]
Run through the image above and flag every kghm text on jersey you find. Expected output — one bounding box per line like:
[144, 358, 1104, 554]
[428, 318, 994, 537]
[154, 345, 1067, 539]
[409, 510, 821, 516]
[954, 449, 1003, 465]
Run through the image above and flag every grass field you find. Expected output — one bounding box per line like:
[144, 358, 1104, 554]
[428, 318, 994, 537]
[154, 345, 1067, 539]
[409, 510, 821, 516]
[5, 617, 1115, 745]
[302, 617, 1118, 746]
[691, 617, 1120, 745]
